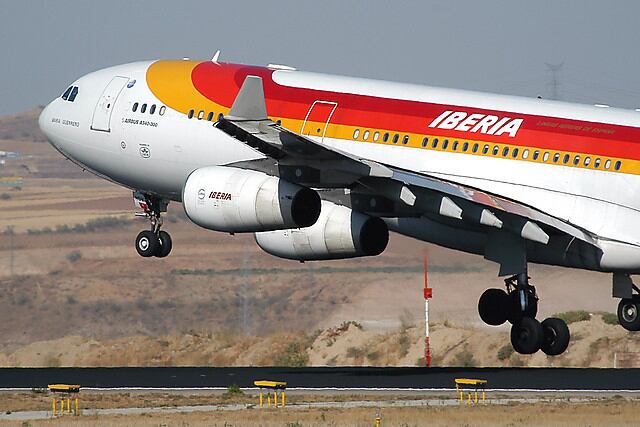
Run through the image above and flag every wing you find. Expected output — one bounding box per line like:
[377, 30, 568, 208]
[216, 75, 598, 252]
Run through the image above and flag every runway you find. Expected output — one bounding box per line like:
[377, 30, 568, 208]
[0, 367, 638, 392]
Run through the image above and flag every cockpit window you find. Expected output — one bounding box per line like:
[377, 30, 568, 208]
[61, 86, 72, 100]
[68, 86, 78, 102]
[61, 86, 79, 102]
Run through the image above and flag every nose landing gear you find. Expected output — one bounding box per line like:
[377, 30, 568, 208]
[133, 192, 172, 258]
[478, 274, 570, 356]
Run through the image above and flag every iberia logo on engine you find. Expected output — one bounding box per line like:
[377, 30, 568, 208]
[428, 110, 523, 137]
[209, 191, 232, 200]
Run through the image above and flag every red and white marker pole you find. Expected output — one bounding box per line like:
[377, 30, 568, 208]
[423, 254, 433, 368]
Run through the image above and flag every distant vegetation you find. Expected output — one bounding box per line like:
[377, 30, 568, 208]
[454, 346, 477, 367]
[274, 341, 309, 367]
[601, 312, 619, 325]
[26, 216, 131, 235]
[66, 250, 82, 263]
[171, 264, 482, 277]
[497, 344, 514, 361]
[553, 310, 592, 324]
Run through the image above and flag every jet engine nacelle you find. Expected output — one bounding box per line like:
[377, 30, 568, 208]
[255, 201, 389, 260]
[182, 166, 321, 232]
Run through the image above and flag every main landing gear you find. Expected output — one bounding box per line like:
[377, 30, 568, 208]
[133, 192, 172, 258]
[478, 273, 570, 356]
[612, 273, 640, 332]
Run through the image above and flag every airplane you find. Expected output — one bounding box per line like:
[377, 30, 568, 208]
[38, 55, 640, 358]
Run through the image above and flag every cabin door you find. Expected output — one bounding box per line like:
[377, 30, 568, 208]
[91, 76, 129, 132]
[301, 101, 337, 142]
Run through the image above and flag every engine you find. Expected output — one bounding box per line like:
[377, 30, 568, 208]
[255, 201, 389, 260]
[182, 166, 321, 232]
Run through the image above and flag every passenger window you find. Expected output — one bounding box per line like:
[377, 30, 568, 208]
[584, 157, 591, 166]
[132, 102, 139, 112]
[207, 112, 214, 121]
[422, 137, 429, 147]
[594, 158, 601, 168]
[159, 106, 166, 116]
[197, 110, 204, 120]
[452, 141, 459, 151]
[353, 129, 360, 139]
[188, 109, 194, 119]
[61, 86, 72, 100]
[442, 139, 449, 150]
[392, 134, 399, 143]
[522, 149, 529, 159]
[472, 143, 478, 153]
[533, 150, 539, 160]
[373, 131, 380, 141]
[543, 152, 550, 162]
[492, 145, 499, 155]
[402, 135, 409, 145]
[604, 159, 611, 169]
[68, 86, 78, 102]
[141, 104, 147, 113]
[512, 148, 519, 158]
[432, 138, 439, 149]
[150, 104, 156, 115]
[563, 154, 570, 164]
[615, 160, 622, 170]
[502, 147, 509, 157]
[553, 153, 560, 163]
[573, 155, 580, 165]
[363, 130, 370, 140]
[383, 132, 389, 142]
[482, 144, 489, 154]
[462, 142, 469, 152]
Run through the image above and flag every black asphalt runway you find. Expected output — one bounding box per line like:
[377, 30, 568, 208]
[0, 367, 638, 390]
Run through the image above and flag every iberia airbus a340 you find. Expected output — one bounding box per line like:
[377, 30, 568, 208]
[38, 55, 640, 357]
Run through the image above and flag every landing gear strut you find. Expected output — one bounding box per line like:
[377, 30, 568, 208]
[478, 273, 570, 356]
[133, 191, 172, 258]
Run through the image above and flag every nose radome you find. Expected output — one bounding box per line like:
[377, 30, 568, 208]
[38, 103, 52, 140]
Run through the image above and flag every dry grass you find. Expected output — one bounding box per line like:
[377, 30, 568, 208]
[0, 399, 638, 426]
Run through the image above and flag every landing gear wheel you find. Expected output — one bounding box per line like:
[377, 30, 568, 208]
[156, 231, 172, 258]
[510, 317, 544, 355]
[618, 298, 640, 331]
[478, 288, 510, 326]
[540, 317, 570, 356]
[136, 230, 160, 258]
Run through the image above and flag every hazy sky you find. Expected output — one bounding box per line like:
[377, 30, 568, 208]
[2, 1, 640, 116]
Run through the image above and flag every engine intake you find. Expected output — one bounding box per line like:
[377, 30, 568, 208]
[182, 166, 320, 232]
[255, 201, 389, 260]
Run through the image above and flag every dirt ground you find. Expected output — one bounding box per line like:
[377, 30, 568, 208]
[1, 398, 638, 427]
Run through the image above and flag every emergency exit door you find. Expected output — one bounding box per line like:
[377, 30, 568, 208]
[91, 76, 129, 132]
[301, 100, 338, 142]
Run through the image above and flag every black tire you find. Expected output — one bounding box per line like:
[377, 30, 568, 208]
[135, 230, 160, 257]
[617, 298, 640, 331]
[510, 317, 544, 355]
[156, 231, 172, 258]
[540, 317, 570, 356]
[507, 290, 538, 324]
[478, 288, 510, 326]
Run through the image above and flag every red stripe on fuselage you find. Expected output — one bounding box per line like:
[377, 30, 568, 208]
[191, 62, 640, 160]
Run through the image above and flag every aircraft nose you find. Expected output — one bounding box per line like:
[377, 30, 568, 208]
[38, 103, 53, 141]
